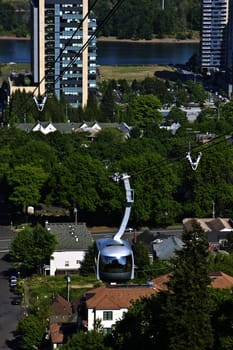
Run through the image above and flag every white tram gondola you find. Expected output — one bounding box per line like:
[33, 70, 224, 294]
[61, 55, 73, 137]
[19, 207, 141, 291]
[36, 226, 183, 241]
[95, 173, 134, 283]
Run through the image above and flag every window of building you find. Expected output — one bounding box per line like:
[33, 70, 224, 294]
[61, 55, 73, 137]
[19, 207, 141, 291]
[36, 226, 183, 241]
[103, 311, 113, 320]
[104, 328, 112, 335]
[65, 261, 69, 266]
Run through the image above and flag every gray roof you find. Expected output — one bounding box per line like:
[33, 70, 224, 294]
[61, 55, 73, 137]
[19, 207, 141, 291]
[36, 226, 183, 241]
[46, 222, 93, 251]
[15, 121, 132, 134]
[152, 236, 184, 260]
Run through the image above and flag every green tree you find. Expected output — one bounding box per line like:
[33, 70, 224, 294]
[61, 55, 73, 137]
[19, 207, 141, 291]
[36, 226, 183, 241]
[7, 164, 48, 212]
[127, 94, 162, 127]
[10, 224, 57, 274]
[100, 83, 116, 122]
[112, 292, 169, 350]
[17, 314, 46, 350]
[60, 330, 112, 350]
[210, 289, 233, 350]
[80, 243, 95, 276]
[165, 221, 213, 350]
[133, 240, 150, 268]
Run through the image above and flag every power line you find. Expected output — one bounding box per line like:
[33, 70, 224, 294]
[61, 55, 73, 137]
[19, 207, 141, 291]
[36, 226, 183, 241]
[130, 132, 232, 179]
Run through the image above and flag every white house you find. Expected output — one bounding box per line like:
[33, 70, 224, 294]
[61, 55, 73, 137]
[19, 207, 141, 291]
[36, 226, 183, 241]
[83, 280, 168, 333]
[45, 222, 93, 276]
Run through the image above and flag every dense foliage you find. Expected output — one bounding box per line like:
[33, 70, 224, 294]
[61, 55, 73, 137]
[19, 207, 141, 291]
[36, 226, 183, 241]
[2, 86, 233, 227]
[10, 224, 57, 274]
[92, 0, 201, 39]
[0, 0, 29, 37]
[1, 0, 201, 39]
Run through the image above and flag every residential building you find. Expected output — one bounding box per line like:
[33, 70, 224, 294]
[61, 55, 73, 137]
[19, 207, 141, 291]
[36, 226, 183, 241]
[30, 0, 96, 108]
[183, 217, 233, 250]
[45, 222, 93, 276]
[16, 120, 132, 138]
[49, 270, 233, 348]
[49, 294, 78, 349]
[201, 0, 229, 72]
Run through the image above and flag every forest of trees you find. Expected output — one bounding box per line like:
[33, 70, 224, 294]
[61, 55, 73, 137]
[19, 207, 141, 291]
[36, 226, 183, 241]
[2, 86, 233, 228]
[1, 0, 201, 40]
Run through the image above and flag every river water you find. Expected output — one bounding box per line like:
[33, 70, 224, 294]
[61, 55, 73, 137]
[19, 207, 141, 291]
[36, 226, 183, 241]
[0, 39, 199, 66]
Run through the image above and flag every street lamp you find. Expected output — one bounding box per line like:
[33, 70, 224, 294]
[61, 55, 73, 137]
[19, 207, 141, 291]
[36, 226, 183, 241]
[74, 207, 77, 225]
[66, 275, 71, 302]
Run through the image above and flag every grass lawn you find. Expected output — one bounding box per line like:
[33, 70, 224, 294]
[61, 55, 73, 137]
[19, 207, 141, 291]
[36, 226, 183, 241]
[0, 62, 30, 85]
[25, 274, 102, 306]
[98, 64, 174, 82]
[0, 63, 174, 86]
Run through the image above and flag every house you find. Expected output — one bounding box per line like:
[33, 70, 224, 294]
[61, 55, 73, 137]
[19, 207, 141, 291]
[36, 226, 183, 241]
[49, 270, 233, 347]
[136, 228, 183, 262]
[81, 275, 169, 334]
[209, 271, 233, 289]
[183, 217, 233, 251]
[196, 132, 216, 144]
[152, 236, 184, 260]
[45, 222, 93, 276]
[49, 294, 78, 350]
[16, 121, 132, 139]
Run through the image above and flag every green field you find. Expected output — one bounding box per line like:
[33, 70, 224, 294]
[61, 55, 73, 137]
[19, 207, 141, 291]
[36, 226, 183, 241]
[0, 62, 30, 85]
[0, 62, 174, 86]
[98, 65, 174, 82]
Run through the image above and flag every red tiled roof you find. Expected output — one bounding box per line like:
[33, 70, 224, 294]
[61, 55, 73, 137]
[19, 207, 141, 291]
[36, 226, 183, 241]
[151, 273, 170, 291]
[85, 271, 233, 310]
[210, 271, 233, 289]
[86, 285, 157, 309]
[50, 323, 64, 344]
[51, 294, 72, 315]
[85, 274, 170, 310]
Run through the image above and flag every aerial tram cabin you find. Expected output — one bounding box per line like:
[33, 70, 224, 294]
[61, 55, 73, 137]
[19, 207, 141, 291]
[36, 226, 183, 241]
[95, 173, 134, 283]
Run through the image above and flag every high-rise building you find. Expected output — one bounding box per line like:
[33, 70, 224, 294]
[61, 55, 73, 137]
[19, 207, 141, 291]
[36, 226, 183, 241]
[30, 0, 97, 108]
[201, 0, 229, 72]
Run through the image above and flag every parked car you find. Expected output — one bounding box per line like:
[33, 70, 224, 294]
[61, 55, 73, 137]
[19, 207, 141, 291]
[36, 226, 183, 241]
[9, 276, 17, 287]
[11, 297, 21, 305]
[10, 285, 18, 293]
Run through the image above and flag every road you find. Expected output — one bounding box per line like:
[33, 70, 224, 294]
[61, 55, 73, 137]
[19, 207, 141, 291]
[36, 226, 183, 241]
[0, 226, 21, 350]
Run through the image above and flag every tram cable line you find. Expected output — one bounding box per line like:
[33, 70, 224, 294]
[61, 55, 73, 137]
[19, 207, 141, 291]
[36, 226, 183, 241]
[130, 132, 233, 180]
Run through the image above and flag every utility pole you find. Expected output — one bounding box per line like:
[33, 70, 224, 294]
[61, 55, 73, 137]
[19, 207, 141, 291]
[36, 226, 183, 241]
[212, 200, 215, 218]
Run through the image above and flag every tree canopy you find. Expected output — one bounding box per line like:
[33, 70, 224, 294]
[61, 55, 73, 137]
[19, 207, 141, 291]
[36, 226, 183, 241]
[10, 224, 57, 274]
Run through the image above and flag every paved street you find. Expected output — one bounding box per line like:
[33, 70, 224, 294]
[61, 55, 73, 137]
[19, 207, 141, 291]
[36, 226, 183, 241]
[0, 226, 21, 350]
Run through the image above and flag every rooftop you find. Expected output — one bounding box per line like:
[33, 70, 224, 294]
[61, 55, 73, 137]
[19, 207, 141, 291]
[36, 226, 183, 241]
[46, 222, 93, 251]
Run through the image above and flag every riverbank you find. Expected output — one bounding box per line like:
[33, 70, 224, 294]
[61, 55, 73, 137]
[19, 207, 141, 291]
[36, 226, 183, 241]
[0, 35, 200, 44]
[0, 36, 30, 40]
[97, 36, 200, 44]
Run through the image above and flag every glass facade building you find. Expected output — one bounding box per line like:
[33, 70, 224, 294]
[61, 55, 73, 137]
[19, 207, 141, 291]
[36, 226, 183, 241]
[31, 0, 97, 108]
[201, 0, 228, 72]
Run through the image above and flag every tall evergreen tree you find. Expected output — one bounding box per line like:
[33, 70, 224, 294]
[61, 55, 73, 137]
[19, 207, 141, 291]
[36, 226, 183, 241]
[165, 221, 213, 350]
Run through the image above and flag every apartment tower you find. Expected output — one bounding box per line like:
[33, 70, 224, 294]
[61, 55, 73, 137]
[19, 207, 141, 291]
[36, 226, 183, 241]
[201, 0, 229, 72]
[30, 0, 96, 108]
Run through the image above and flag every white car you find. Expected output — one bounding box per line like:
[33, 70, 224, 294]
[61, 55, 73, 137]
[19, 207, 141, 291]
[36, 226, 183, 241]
[125, 227, 133, 232]
[9, 276, 17, 287]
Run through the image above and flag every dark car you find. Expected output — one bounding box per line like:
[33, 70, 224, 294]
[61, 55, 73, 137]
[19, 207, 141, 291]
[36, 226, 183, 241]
[11, 298, 21, 305]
